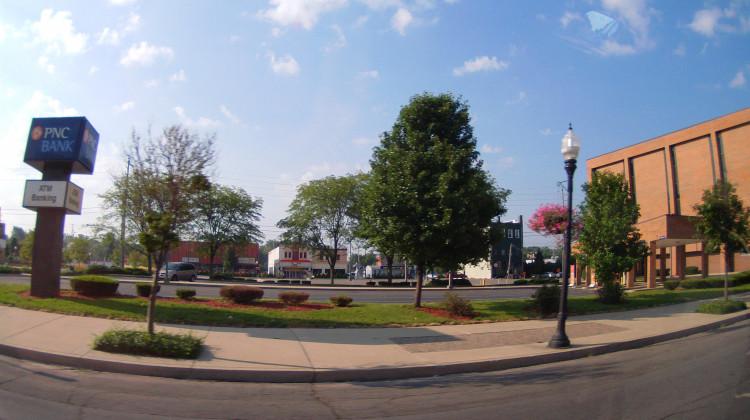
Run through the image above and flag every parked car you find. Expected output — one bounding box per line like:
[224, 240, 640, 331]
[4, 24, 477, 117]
[158, 263, 197, 282]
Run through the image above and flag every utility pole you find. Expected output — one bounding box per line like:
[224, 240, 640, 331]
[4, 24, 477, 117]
[120, 158, 130, 268]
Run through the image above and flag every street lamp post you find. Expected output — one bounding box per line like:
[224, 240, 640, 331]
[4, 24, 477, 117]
[549, 124, 580, 349]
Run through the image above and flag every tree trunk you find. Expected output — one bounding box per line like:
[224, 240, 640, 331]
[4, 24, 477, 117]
[386, 254, 393, 284]
[147, 270, 159, 335]
[413, 263, 425, 308]
[724, 245, 730, 301]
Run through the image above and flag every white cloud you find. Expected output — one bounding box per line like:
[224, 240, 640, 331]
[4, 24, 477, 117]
[729, 71, 746, 89]
[144, 79, 159, 88]
[169, 69, 188, 82]
[301, 162, 332, 182]
[481, 144, 502, 154]
[323, 25, 346, 51]
[257, 0, 348, 30]
[269, 52, 300, 75]
[109, 0, 137, 5]
[32, 9, 89, 55]
[220, 105, 241, 124]
[352, 137, 373, 147]
[540, 128, 553, 136]
[123, 12, 142, 33]
[120, 42, 174, 66]
[97, 27, 120, 45]
[453, 56, 508, 76]
[174, 106, 222, 129]
[497, 156, 517, 169]
[598, 39, 638, 56]
[560, 11, 583, 28]
[673, 43, 686, 57]
[505, 91, 527, 105]
[38, 56, 55, 74]
[391, 8, 413, 35]
[89, 66, 99, 75]
[114, 101, 135, 113]
[357, 70, 379, 79]
[689, 8, 723, 37]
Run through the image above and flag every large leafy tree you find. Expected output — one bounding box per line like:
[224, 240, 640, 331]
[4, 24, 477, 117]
[355, 172, 401, 284]
[277, 174, 360, 284]
[188, 185, 263, 276]
[693, 180, 750, 301]
[367, 92, 509, 307]
[577, 171, 649, 303]
[67, 235, 92, 265]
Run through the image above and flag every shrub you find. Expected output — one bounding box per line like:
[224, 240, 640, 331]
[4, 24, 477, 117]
[696, 300, 747, 315]
[105, 267, 127, 275]
[175, 287, 197, 300]
[85, 265, 110, 275]
[440, 291, 475, 317]
[513, 279, 529, 285]
[730, 271, 750, 286]
[124, 267, 150, 276]
[655, 268, 670, 277]
[277, 280, 290, 284]
[663, 280, 680, 290]
[680, 278, 733, 289]
[69, 275, 119, 296]
[530, 284, 560, 315]
[0, 265, 22, 274]
[597, 281, 626, 305]
[330, 295, 353, 307]
[134, 282, 159, 297]
[278, 290, 310, 306]
[685, 266, 701, 275]
[92, 328, 203, 359]
[219, 286, 264, 304]
[210, 272, 236, 281]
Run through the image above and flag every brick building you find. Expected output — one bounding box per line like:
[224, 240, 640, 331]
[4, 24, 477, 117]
[585, 107, 750, 287]
[167, 241, 260, 273]
[267, 244, 347, 279]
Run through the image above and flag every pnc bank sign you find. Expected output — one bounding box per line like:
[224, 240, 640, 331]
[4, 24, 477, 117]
[24, 117, 99, 174]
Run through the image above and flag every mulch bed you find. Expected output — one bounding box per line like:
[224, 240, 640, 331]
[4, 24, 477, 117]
[415, 306, 476, 320]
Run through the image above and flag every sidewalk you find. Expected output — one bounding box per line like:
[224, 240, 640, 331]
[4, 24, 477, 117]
[1, 294, 748, 383]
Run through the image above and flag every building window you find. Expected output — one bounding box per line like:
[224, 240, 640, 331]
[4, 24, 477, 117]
[515, 229, 520, 238]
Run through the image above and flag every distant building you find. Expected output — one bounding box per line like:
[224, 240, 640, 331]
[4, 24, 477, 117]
[586, 107, 750, 286]
[267, 244, 347, 279]
[364, 256, 415, 279]
[166, 241, 260, 273]
[464, 216, 524, 279]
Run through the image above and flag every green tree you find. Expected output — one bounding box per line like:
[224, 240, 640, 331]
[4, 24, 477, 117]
[277, 175, 360, 284]
[188, 185, 263, 276]
[19, 231, 34, 264]
[98, 125, 215, 273]
[367, 92, 509, 307]
[578, 171, 649, 304]
[223, 246, 237, 274]
[693, 180, 750, 301]
[139, 213, 179, 335]
[68, 235, 92, 265]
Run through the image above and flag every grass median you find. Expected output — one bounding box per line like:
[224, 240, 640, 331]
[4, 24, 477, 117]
[1, 282, 748, 328]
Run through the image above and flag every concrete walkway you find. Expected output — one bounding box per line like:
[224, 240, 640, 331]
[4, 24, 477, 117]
[1, 294, 748, 383]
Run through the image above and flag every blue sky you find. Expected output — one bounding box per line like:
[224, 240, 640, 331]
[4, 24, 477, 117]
[0, 0, 748, 248]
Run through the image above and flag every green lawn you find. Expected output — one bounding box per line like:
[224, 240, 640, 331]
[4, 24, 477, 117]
[1, 282, 748, 328]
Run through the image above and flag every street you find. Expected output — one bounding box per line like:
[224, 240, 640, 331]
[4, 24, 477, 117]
[0, 319, 747, 419]
[0, 275, 596, 303]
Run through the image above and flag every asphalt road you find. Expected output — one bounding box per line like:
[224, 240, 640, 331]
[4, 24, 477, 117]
[0, 274, 596, 303]
[0, 319, 747, 419]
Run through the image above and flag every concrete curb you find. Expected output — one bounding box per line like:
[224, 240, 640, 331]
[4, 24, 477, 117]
[2, 310, 748, 383]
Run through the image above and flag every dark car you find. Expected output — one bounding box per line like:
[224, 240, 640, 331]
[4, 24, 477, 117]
[158, 263, 197, 282]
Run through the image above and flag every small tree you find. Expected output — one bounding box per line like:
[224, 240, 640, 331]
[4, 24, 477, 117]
[578, 171, 648, 304]
[693, 180, 750, 301]
[139, 212, 179, 335]
[277, 175, 360, 284]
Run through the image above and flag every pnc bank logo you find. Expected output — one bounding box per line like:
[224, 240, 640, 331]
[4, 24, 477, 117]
[31, 126, 43, 141]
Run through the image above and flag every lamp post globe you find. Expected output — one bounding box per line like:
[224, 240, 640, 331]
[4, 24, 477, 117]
[548, 124, 580, 349]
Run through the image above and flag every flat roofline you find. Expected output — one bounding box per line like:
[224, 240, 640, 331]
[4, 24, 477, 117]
[586, 106, 750, 163]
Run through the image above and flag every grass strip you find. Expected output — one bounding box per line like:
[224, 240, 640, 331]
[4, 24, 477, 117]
[1, 282, 748, 328]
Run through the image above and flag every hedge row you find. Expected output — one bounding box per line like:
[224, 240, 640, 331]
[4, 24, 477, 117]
[663, 271, 750, 290]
